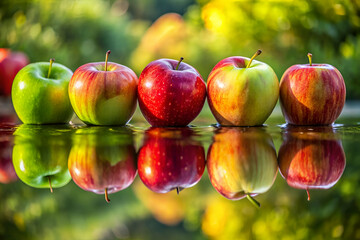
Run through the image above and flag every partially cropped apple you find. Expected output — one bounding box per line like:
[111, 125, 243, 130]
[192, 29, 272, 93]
[138, 127, 205, 193]
[12, 124, 73, 191]
[138, 58, 206, 126]
[207, 50, 279, 126]
[12, 58, 74, 124]
[68, 126, 137, 202]
[0, 48, 29, 96]
[69, 50, 138, 125]
[207, 127, 278, 207]
[279, 53, 346, 125]
[0, 129, 17, 183]
[278, 126, 346, 200]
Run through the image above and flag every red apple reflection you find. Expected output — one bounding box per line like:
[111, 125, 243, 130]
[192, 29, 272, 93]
[68, 127, 137, 202]
[207, 127, 278, 207]
[138, 127, 205, 193]
[0, 130, 17, 183]
[278, 126, 346, 200]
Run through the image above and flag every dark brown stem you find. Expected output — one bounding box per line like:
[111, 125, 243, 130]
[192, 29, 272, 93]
[105, 50, 111, 71]
[176, 187, 180, 195]
[48, 176, 53, 193]
[246, 49, 262, 68]
[175, 57, 184, 70]
[307, 53, 313, 66]
[47, 58, 55, 78]
[105, 188, 110, 203]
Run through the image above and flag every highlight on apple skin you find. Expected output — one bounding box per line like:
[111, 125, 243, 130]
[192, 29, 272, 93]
[207, 50, 279, 126]
[68, 50, 138, 126]
[278, 126, 346, 201]
[138, 57, 206, 127]
[279, 53, 346, 125]
[207, 127, 278, 208]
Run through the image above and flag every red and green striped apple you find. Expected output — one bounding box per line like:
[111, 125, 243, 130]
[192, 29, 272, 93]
[279, 53, 346, 125]
[68, 51, 138, 126]
[207, 50, 279, 126]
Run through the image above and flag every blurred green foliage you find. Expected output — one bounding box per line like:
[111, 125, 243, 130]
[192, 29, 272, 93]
[1, 0, 360, 98]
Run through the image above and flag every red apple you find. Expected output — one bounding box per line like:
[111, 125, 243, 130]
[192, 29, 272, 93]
[0, 48, 29, 96]
[138, 127, 205, 193]
[69, 50, 138, 125]
[138, 58, 206, 126]
[207, 50, 279, 126]
[207, 127, 278, 207]
[279, 53, 346, 125]
[68, 127, 137, 202]
[278, 126, 346, 200]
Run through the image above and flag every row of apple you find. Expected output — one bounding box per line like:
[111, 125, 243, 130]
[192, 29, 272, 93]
[3, 125, 345, 206]
[10, 49, 346, 126]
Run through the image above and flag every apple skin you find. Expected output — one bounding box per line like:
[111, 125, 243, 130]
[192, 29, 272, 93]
[278, 126, 346, 193]
[0, 48, 29, 96]
[207, 127, 278, 200]
[12, 125, 73, 189]
[138, 58, 206, 127]
[11, 62, 74, 124]
[279, 63, 346, 125]
[68, 127, 137, 197]
[68, 62, 138, 126]
[207, 56, 279, 126]
[137, 127, 206, 193]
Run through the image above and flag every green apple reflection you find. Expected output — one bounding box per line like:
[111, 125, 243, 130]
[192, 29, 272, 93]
[12, 124, 73, 191]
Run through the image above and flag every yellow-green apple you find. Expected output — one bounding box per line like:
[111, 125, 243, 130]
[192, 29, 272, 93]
[138, 58, 206, 126]
[69, 51, 138, 126]
[279, 53, 346, 125]
[68, 127, 137, 202]
[207, 127, 278, 207]
[207, 50, 279, 126]
[278, 126, 346, 200]
[0, 48, 29, 96]
[12, 58, 74, 124]
[12, 124, 73, 191]
[138, 127, 205, 193]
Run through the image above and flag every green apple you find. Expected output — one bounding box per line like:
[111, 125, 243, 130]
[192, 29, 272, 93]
[207, 50, 279, 126]
[12, 59, 74, 124]
[12, 124, 73, 191]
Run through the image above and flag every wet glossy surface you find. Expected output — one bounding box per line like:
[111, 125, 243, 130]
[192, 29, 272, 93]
[0, 101, 360, 240]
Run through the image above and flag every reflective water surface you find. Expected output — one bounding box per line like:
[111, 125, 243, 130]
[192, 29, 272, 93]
[0, 106, 360, 240]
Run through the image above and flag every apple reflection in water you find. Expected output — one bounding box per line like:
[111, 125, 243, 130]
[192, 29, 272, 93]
[0, 129, 17, 184]
[12, 125, 72, 191]
[138, 127, 205, 194]
[207, 127, 278, 208]
[68, 127, 137, 202]
[278, 126, 346, 200]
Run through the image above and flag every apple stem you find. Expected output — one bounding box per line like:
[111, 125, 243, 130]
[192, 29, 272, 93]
[246, 194, 260, 208]
[47, 58, 55, 78]
[246, 49, 262, 68]
[105, 50, 111, 71]
[105, 188, 110, 203]
[306, 188, 311, 201]
[176, 187, 180, 195]
[307, 53, 313, 66]
[47, 176, 53, 193]
[175, 57, 184, 70]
